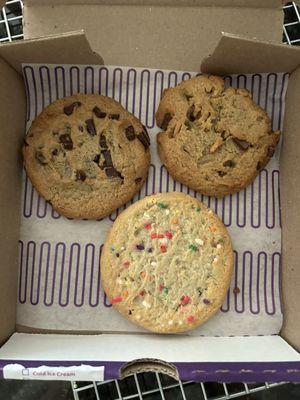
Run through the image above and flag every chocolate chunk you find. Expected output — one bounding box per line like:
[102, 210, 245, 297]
[75, 170, 86, 181]
[267, 146, 275, 157]
[233, 138, 251, 150]
[86, 119, 96, 136]
[256, 161, 262, 171]
[59, 133, 73, 150]
[93, 106, 106, 118]
[63, 101, 81, 116]
[223, 160, 235, 168]
[221, 130, 227, 140]
[125, 125, 136, 141]
[52, 149, 58, 156]
[160, 113, 172, 130]
[109, 113, 120, 120]
[99, 134, 108, 149]
[135, 177, 142, 184]
[195, 110, 202, 120]
[93, 154, 100, 164]
[218, 171, 227, 177]
[78, 125, 84, 132]
[24, 139, 29, 147]
[101, 150, 113, 167]
[137, 126, 150, 149]
[186, 104, 196, 122]
[105, 166, 123, 178]
[256, 115, 264, 122]
[35, 151, 47, 164]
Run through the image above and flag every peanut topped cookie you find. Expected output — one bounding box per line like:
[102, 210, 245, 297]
[101, 192, 233, 333]
[23, 94, 150, 219]
[156, 75, 280, 197]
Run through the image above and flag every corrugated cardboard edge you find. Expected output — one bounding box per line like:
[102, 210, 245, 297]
[120, 359, 179, 380]
[201, 32, 300, 74]
[0, 31, 103, 74]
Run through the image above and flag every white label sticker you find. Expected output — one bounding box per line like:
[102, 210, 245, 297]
[3, 363, 105, 381]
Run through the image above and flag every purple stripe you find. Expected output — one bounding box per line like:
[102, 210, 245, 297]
[23, 173, 34, 218]
[266, 170, 279, 229]
[151, 70, 164, 128]
[24, 66, 38, 118]
[69, 66, 80, 95]
[23, 68, 31, 122]
[251, 74, 262, 105]
[84, 66, 94, 94]
[37, 195, 47, 218]
[55, 66, 66, 100]
[99, 67, 109, 96]
[18, 240, 24, 303]
[167, 71, 178, 88]
[39, 66, 51, 110]
[104, 292, 112, 308]
[112, 68, 122, 103]
[236, 188, 246, 228]
[0, 360, 299, 382]
[278, 73, 289, 130]
[276, 252, 283, 314]
[89, 244, 102, 307]
[125, 68, 137, 114]
[250, 170, 262, 228]
[139, 69, 151, 127]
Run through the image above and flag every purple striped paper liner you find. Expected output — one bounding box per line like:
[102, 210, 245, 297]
[22, 66, 287, 231]
[18, 240, 282, 315]
[20, 66, 288, 334]
[0, 359, 299, 382]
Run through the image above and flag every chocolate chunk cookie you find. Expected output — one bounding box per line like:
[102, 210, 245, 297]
[23, 94, 151, 219]
[101, 192, 233, 333]
[156, 75, 280, 197]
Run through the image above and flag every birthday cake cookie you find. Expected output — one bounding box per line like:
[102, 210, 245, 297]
[101, 192, 234, 333]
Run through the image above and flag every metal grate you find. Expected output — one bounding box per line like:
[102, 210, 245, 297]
[72, 374, 287, 400]
[283, 2, 300, 44]
[0, 1, 299, 399]
[0, 0, 23, 42]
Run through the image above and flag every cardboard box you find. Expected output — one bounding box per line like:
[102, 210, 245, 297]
[0, 0, 300, 382]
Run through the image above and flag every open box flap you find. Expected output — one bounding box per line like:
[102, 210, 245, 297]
[201, 33, 300, 74]
[23, 0, 283, 6]
[0, 31, 103, 74]
[22, 3, 283, 70]
[0, 57, 25, 345]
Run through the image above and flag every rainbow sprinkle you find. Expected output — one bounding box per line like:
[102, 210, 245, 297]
[188, 244, 198, 252]
[187, 315, 194, 323]
[111, 296, 122, 304]
[160, 244, 167, 253]
[181, 295, 191, 306]
[157, 202, 168, 209]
